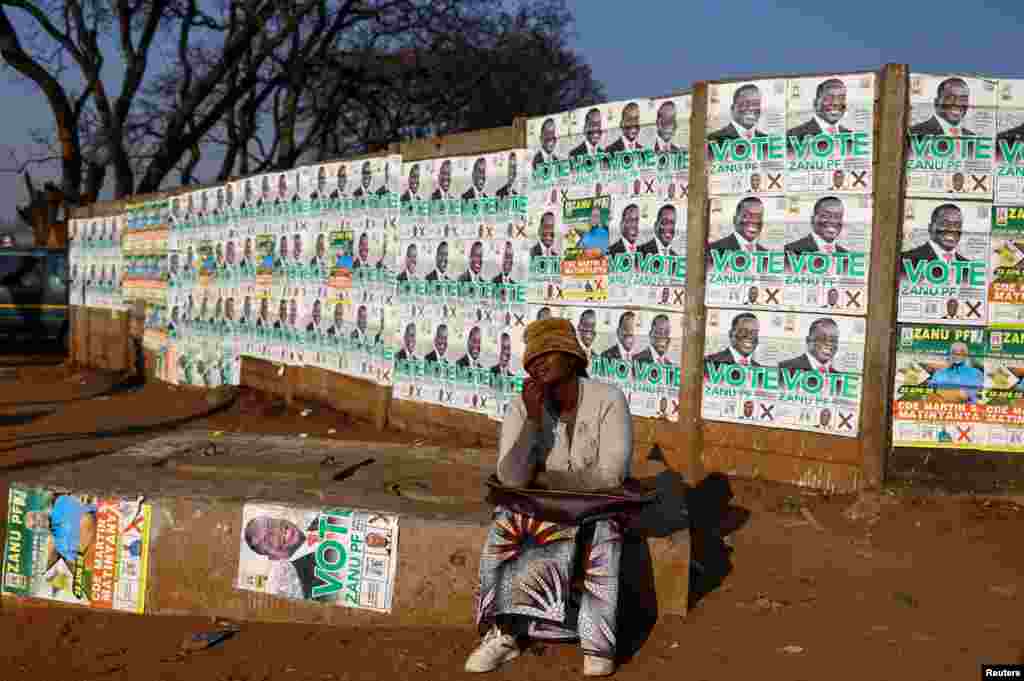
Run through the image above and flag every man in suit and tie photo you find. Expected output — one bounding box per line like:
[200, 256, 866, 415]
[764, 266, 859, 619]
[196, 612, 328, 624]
[353, 233, 370, 269]
[496, 152, 518, 198]
[708, 84, 766, 142]
[606, 102, 643, 154]
[492, 241, 516, 285]
[491, 332, 514, 378]
[633, 314, 674, 367]
[910, 77, 975, 138]
[351, 304, 369, 343]
[291, 232, 304, 267]
[330, 164, 348, 200]
[576, 309, 598, 363]
[602, 311, 637, 362]
[638, 204, 679, 257]
[395, 322, 418, 361]
[274, 234, 290, 268]
[424, 324, 448, 363]
[310, 234, 327, 271]
[460, 241, 485, 283]
[353, 161, 373, 198]
[397, 243, 417, 282]
[431, 160, 453, 201]
[243, 514, 349, 602]
[530, 212, 559, 257]
[401, 164, 421, 202]
[462, 158, 488, 200]
[654, 100, 680, 153]
[425, 241, 450, 281]
[749, 173, 762, 193]
[570, 107, 604, 158]
[779, 317, 840, 374]
[324, 302, 344, 338]
[787, 78, 852, 141]
[899, 203, 967, 277]
[457, 326, 483, 369]
[533, 117, 559, 170]
[255, 298, 271, 328]
[310, 166, 329, 201]
[708, 196, 766, 256]
[608, 204, 641, 257]
[704, 312, 761, 368]
[273, 298, 289, 330]
[785, 196, 848, 256]
[306, 299, 322, 333]
[239, 296, 253, 326]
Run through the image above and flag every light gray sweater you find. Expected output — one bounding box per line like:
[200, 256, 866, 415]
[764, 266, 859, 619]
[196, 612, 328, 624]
[497, 378, 633, 491]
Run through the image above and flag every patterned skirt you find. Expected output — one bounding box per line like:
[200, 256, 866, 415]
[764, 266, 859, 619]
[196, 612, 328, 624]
[474, 506, 623, 660]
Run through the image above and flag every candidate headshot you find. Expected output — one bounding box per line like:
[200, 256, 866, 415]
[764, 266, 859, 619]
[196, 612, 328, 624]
[492, 241, 515, 285]
[639, 204, 678, 256]
[276, 173, 289, 201]
[533, 117, 559, 169]
[425, 323, 448, 363]
[779, 317, 840, 373]
[396, 322, 417, 361]
[401, 164, 420, 202]
[291, 232, 303, 262]
[606, 102, 642, 154]
[425, 241, 450, 282]
[787, 78, 850, 140]
[496, 152, 518, 198]
[576, 309, 597, 361]
[397, 243, 417, 282]
[705, 312, 760, 368]
[353, 232, 370, 268]
[530, 211, 558, 257]
[749, 173, 762, 193]
[462, 157, 488, 200]
[950, 172, 966, 193]
[900, 203, 966, 274]
[570, 108, 604, 158]
[491, 332, 513, 377]
[708, 196, 766, 256]
[351, 304, 369, 340]
[459, 241, 485, 283]
[910, 77, 975, 137]
[708, 84, 765, 142]
[457, 326, 483, 369]
[244, 515, 349, 601]
[655, 100, 680, 153]
[785, 196, 847, 256]
[332, 164, 348, 199]
[608, 203, 641, 257]
[431, 160, 453, 200]
[633, 314, 673, 366]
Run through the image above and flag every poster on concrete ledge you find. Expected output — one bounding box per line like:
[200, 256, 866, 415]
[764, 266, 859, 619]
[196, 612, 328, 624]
[706, 193, 872, 315]
[891, 323, 989, 450]
[906, 73, 997, 200]
[706, 78, 788, 196]
[897, 198, 990, 325]
[785, 73, 875, 194]
[2, 485, 152, 613]
[995, 79, 1024, 203]
[237, 502, 399, 614]
[700, 308, 865, 436]
[989, 205, 1024, 329]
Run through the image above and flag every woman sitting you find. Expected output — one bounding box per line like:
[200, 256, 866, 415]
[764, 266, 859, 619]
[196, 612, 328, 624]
[466, 317, 633, 677]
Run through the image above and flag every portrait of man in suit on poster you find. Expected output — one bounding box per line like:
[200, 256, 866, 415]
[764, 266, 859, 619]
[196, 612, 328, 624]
[705, 312, 761, 369]
[462, 158, 488, 200]
[708, 196, 767, 256]
[654, 100, 680, 153]
[401, 163, 421, 203]
[570, 108, 604, 158]
[396, 322, 417, 361]
[532, 118, 559, 170]
[778, 317, 841, 374]
[457, 326, 483, 369]
[496, 152, 518, 198]
[424, 324, 448, 363]
[605, 102, 643, 154]
[708, 84, 766, 142]
[530, 212, 559, 257]
[638, 204, 679, 257]
[431, 160, 453, 201]
[787, 78, 852, 141]
[632, 314, 673, 367]
[784, 196, 848, 263]
[909, 77, 975, 138]
[244, 514, 353, 602]
[899, 203, 968, 277]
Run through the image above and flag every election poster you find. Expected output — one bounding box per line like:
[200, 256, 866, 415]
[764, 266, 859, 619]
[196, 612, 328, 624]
[983, 329, 1024, 452]
[701, 308, 865, 436]
[989, 205, 1024, 328]
[906, 73, 997, 200]
[995, 79, 1024, 203]
[706, 193, 872, 315]
[707, 79, 788, 197]
[2, 485, 152, 613]
[237, 502, 399, 613]
[785, 73, 875, 194]
[891, 324, 989, 449]
[898, 198, 990, 325]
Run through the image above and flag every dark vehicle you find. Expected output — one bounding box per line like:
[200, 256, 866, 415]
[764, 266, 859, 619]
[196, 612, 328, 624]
[0, 248, 69, 349]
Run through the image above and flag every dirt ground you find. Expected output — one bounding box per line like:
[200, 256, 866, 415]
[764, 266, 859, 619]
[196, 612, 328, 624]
[0, 364, 1022, 680]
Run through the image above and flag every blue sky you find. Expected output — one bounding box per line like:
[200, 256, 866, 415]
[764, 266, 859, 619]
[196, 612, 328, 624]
[1, 0, 1023, 222]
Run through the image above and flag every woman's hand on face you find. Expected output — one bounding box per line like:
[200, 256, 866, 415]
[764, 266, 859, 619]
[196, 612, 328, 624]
[522, 377, 545, 423]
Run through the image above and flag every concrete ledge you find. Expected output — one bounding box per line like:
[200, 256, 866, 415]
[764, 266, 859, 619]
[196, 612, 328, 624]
[4, 433, 689, 627]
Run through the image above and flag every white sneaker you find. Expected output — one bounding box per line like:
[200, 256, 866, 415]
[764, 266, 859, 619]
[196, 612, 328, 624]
[464, 625, 520, 673]
[583, 655, 615, 677]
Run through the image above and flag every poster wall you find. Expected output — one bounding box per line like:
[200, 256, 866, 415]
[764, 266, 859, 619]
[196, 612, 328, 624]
[701, 308, 865, 437]
[236, 502, 399, 613]
[2, 485, 152, 613]
[995, 79, 1024, 204]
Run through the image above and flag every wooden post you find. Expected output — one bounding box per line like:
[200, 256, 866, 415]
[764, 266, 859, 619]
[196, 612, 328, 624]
[859, 64, 910, 489]
[675, 81, 710, 484]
